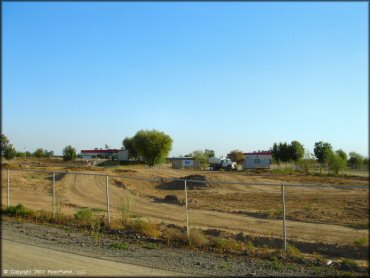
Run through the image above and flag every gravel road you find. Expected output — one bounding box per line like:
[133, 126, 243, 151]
[0, 219, 352, 277]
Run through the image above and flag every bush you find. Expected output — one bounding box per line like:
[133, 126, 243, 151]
[5, 204, 30, 217]
[131, 219, 160, 238]
[109, 242, 129, 250]
[163, 228, 187, 247]
[189, 229, 209, 247]
[74, 208, 93, 223]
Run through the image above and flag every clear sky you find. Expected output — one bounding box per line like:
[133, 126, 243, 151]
[3, 2, 368, 157]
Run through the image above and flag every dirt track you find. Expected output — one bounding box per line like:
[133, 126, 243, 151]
[1, 165, 369, 248]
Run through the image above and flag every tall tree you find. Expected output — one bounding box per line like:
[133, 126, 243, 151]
[1, 134, 10, 156]
[279, 142, 291, 169]
[313, 141, 333, 173]
[133, 129, 173, 166]
[227, 150, 244, 164]
[271, 143, 280, 165]
[335, 149, 348, 162]
[204, 149, 215, 158]
[4, 144, 16, 160]
[348, 152, 364, 169]
[63, 145, 77, 161]
[34, 148, 45, 158]
[192, 150, 209, 170]
[123, 137, 138, 160]
[289, 141, 305, 163]
[328, 151, 347, 175]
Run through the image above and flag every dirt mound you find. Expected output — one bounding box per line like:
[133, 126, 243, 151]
[154, 195, 184, 206]
[156, 175, 207, 190]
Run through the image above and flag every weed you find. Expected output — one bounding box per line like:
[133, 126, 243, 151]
[353, 237, 368, 247]
[272, 261, 284, 270]
[74, 208, 93, 223]
[214, 238, 228, 251]
[143, 242, 159, 250]
[91, 218, 102, 241]
[131, 219, 160, 238]
[218, 261, 230, 270]
[287, 244, 301, 257]
[109, 242, 129, 250]
[189, 229, 209, 247]
[163, 228, 187, 247]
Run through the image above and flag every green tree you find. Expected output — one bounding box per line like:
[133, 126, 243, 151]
[1, 134, 10, 156]
[123, 137, 138, 160]
[271, 143, 280, 165]
[192, 150, 209, 170]
[227, 150, 244, 164]
[133, 129, 173, 166]
[313, 141, 333, 173]
[335, 149, 348, 162]
[4, 144, 16, 160]
[63, 145, 77, 161]
[289, 141, 305, 164]
[328, 151, 347, 175]
[44, 150, 54, 157]
[34, 148, 45, 158]
[279, 142, 291, 169]
[204, 149, 215, 158]
[348, 152, 364, 169]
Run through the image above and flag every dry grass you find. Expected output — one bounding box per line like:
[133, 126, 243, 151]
[189, 229, 209, 246]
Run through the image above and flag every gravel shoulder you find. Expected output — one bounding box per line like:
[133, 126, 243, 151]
[0, 218, 362, 277]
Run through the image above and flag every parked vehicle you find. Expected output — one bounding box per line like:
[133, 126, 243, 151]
[209, 157, 237, 171]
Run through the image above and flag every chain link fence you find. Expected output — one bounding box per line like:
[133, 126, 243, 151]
[2, 168, 368, 261]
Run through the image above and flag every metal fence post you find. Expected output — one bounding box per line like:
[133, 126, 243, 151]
[106, 175, 111, 228]
[7, 169, 10, 207]
[184, 180, 190, 240]
[53, 173, 56, 218]
[281, 184, 287, 251]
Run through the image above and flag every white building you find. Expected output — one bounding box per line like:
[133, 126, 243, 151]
[243, 151, 272, 169]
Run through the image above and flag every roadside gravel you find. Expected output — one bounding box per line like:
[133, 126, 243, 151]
[1, 219, 350, 276]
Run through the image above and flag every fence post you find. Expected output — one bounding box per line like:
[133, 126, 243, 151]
[106, 175, 111, 228]
[53, 173, 56, 218]
[7, 169, 10, 207]
[281, 184, 287, 251]
[184, 180, 190, 241]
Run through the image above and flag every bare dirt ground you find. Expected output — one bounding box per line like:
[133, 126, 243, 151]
[1, 161, 368, 257]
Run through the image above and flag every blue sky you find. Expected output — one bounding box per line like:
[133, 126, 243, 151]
[3, 2, 368, 157]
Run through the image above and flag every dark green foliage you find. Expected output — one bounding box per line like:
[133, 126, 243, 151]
[4, 144, 16, 160]
[289, 141, 304, 163]
[313, 141, 333, 164]
[1, 134, 9, 156]
[63, 145, 77, 161]
[123, 137, 138, 160]
[204, 149, 215, 158]
[34, 148, 45, 158]
[348, 152, 364, 168]
[5, 204, 30, 216]
[74, 208, 93, 222]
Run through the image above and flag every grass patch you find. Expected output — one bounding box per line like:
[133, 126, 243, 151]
[287, 244, 302, 257]
[143, 242, 159, 250]
[74, 208, 93, 223]
[272, 261, 285, 270]
[130, 219, 160, 238]
[353, 237, 368, 247]
[109, 242, 129, 250]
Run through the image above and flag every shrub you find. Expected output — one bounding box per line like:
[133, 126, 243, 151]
[143, 242, 159, 249]
[287, 244, 301, 257]
[189, 229, 209, 247]
[74, 208, 93, 223]
[5, 204, 30, 217]
[163, 228, 187, 247]
[131, 219, 160, 238]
